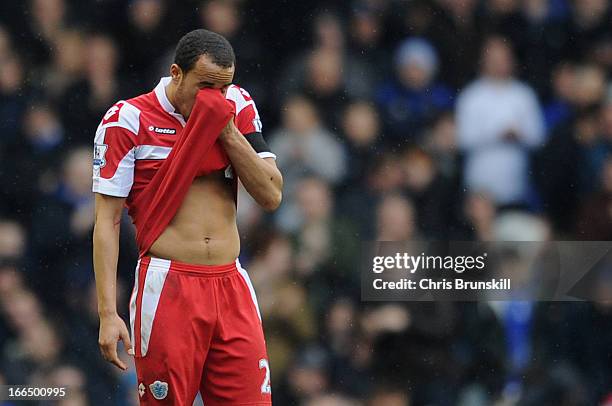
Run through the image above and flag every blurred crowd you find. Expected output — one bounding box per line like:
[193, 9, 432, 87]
[1, 0, 612, 405]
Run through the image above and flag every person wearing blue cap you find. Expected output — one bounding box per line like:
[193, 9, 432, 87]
[375, 37, 454, 144]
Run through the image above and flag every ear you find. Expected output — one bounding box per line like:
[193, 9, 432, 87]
[170, 64, 183, 83]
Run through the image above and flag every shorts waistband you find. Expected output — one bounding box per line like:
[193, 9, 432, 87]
[140, 256, 238, 277]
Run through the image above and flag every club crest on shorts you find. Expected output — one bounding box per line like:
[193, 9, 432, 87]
[149, 380, 169, 400]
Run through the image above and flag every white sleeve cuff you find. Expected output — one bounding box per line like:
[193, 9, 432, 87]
[258, 151, 277, 160]
[92, 178, 131, 197]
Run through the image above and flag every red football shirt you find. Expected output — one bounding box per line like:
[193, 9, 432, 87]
[92, 77, 275, 207]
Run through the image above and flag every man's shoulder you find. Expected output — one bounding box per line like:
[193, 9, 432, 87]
[226, 84, 253, 99]
[225, 84, 257, 114]
[98, 100, 141, 135]
[97, 91, 158, 135]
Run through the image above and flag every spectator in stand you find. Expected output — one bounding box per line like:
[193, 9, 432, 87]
[535, 66, 607, 232]
[270, 95, 346, 231]
[588, 99, 612, 179]
[279, 12, 375, 128]
[271, 95, 346, 186]
[45, 364, 90, 406]
[459, 192, 498, 241]
[456, 36, 545, 207]
[572, 64, 607, 111]
[339, 100, 380, 189]
[375, 193, 417, 241]
[0, 220, 26, 302]
[421, 111, 460, 180]
[376, 37, 453, 144]
[0, 55, 27, 144]
[62, 33, 134, 143]
[292, 176, 359, 289]
[121, 0, 174, 91]
[324, 298, 372, 398]
[564, 0, 612, 62]
[430, 0, 482, 90]
[576, 156, 612, 240]
[337, 152, 404, 239]
[1, 102, 66, 222]
[399, 146, 456, 238]
[347, 4, 389, 80]
[0, 219, 25, 261]
[543, 61, 576, 131]
[19, 0, 68, 67]
[275, 345, 332, 405]
[518, 0, 570, 95]
[199, 0, 269, 106]
[0, 290, 64, 386]
[35, 29, 85, 102]
[30, 147, 94, 306]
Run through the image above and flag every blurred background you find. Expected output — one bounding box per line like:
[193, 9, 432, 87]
[0, 0, 612, 405]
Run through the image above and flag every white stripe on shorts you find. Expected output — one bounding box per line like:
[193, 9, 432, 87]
[139, 257, 171, 356]
[129, 259, 141, 346]
[236, 259, 262, 321]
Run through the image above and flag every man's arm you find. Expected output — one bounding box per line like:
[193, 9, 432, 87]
[219, 122, 283, 211]
[93, 193, 133, 370]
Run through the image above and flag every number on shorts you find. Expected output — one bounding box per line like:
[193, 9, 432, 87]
[259, 358, 271, 394]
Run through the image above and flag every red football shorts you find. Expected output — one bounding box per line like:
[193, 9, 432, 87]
[129, 256, 272, 405]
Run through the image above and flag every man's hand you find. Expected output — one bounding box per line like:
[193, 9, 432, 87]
[98, 313, 134, 370]
[219, 118, 238, 141]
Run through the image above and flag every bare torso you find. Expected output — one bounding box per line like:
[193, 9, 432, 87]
[147, 170, 240, 265]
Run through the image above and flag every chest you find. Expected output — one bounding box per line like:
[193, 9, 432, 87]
[136, 112, 230, 177]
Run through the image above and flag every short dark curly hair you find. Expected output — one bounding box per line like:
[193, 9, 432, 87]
[174, 29, 235, 72]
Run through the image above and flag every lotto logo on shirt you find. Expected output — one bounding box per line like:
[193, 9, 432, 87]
[148, 125, 177, 135]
